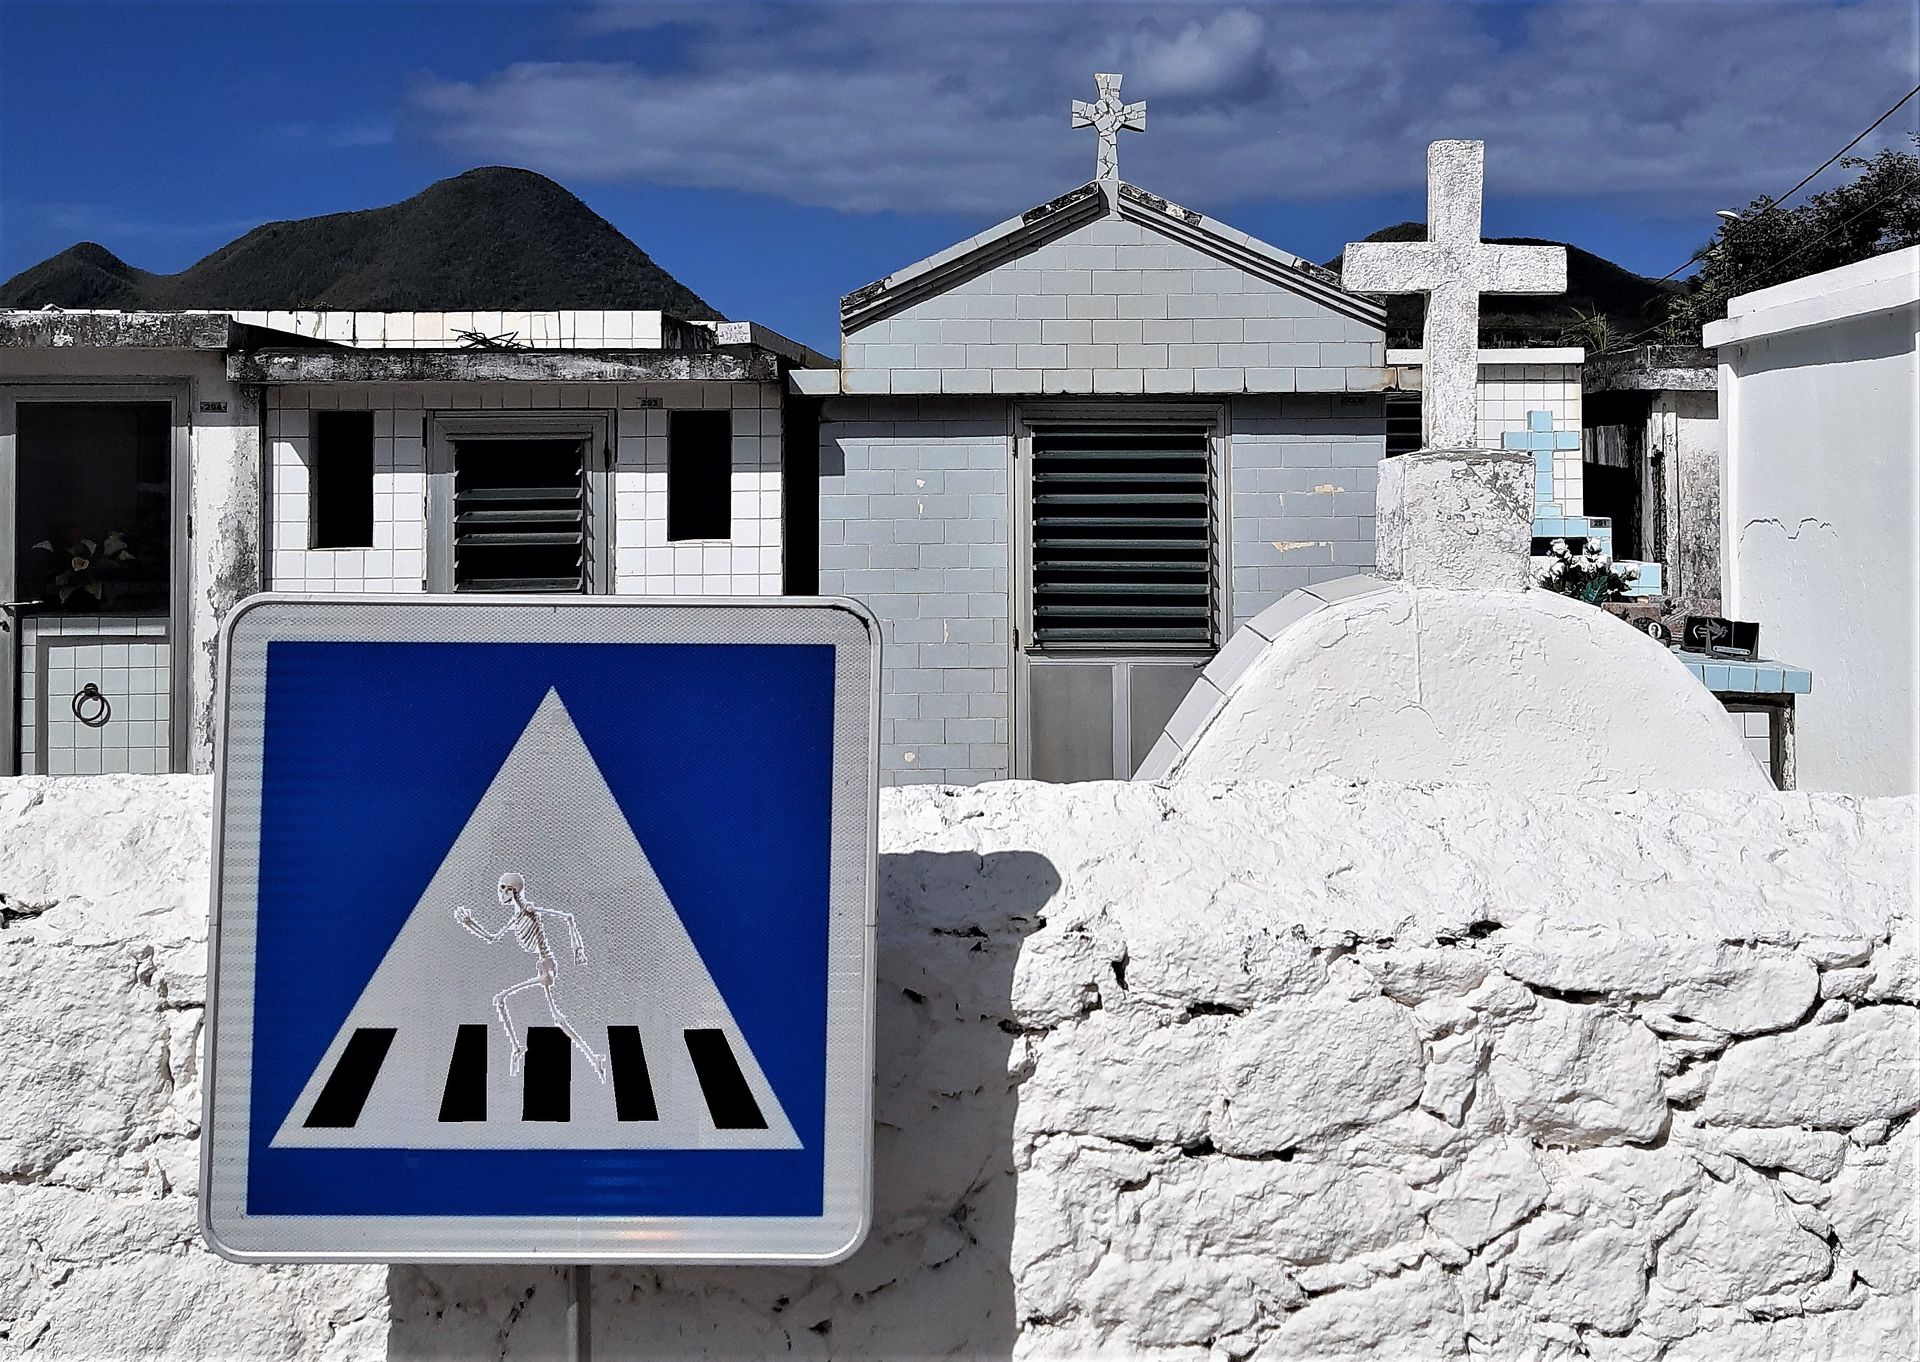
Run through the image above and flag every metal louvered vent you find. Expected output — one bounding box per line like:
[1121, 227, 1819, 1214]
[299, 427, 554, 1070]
[1385, 392, 1423, 457]
[1030, 425, 1215, 648]
[451, 438, 587, 593]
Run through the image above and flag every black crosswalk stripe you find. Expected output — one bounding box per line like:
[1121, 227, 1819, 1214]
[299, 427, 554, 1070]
[303, 1028, 395, 1128]
[607, 1026, 657, 1121]
[685, 1028, 768, 1130]
[304, 1024, 766, 1129]
[521, 1027, 571, 1122]
[438, 1024, 488, 1122]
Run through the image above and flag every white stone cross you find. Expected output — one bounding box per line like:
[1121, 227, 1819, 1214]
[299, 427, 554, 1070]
[1072, 73, 1146, 184]
[1343, 141, 1566, 450]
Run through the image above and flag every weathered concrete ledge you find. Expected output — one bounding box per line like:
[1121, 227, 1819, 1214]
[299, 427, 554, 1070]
[226, 345, 784, 385]
[0, 310, 235, 350]
[0, 775, 1913, 1359]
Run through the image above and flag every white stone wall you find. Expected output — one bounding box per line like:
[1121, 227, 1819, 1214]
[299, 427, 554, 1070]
[265, 382, 783, 596]
[2, 775, 1914, 1359]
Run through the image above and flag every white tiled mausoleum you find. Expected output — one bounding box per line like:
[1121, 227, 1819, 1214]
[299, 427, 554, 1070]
[0, 309, 825, 775]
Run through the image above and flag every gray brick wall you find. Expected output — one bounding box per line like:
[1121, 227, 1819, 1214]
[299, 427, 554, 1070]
[1226, 396, 1388, 629]
[817, 397, 1011, 785]
[843, 216, 1383, 397]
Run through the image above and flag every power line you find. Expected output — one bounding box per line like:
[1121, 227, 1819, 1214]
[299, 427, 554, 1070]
[1769, 82, 1920, 210]
[1604, 169, 1920, 353]
[1722, 171, 1919, 294]
[1649, 81, 1920, 286]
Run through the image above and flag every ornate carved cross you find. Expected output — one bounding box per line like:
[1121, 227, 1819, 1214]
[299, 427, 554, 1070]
[1072, 73, 1146, 184]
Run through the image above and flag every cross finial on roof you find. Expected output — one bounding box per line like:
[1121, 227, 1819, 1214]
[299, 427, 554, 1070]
[1342, 141, 1567, 449]
[1072, 73, 1146, 183]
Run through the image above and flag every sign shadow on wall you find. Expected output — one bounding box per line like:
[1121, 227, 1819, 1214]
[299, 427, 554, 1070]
[386, 848, 1062, 1359]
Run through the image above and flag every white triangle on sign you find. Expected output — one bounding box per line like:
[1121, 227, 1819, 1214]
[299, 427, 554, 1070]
[272, 688, 801, 1151]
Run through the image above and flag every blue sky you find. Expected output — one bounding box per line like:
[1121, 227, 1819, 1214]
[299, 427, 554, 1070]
[2, 0, 1915, 350]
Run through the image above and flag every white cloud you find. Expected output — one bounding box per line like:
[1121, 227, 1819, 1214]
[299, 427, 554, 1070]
[411, 1, 1920, 220]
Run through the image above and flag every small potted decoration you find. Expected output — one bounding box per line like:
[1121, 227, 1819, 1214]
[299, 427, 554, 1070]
[30, 530, 138, 609]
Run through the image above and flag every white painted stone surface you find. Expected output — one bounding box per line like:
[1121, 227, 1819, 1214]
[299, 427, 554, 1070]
[1070, 72, 1145, 183]
[1149, 580, 1773, 792]
[1374, 449, 1532, 588]
[2, 775, 1913, 1359]
[1708, 245, 1920, 795]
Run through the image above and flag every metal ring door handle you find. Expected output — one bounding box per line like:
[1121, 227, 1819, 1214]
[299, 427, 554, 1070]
[72, 682, 111, 728]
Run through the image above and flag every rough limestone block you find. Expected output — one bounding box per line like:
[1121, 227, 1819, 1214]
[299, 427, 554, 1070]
[1374, 448, 1534, 588]
[1640, 948, 1821, 1036]
[1213, 993, 1425, 1153]
[1657, 1173, 1833, 1306]
[1487, 998, 1668, 1146]
[1820, 1122, 1918, 1293]
[1425, 1139, 1550, 1249]
[1701, 1006, 1920, 1129]
[1495, 1213, 1652, 1334]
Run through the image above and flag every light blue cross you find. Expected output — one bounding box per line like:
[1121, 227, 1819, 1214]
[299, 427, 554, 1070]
[1503, 409, 1581, 513]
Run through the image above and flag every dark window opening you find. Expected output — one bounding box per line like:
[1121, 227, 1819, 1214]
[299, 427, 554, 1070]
[1385, 392, 1423, 457]
[1030, 425, 1214, 649]
[14, 402, 171, 614]
[451, 438, 587, 592]
[668, 410, 732, 542]
[311, 410, 375, 548]
[781, 396, 821, 595]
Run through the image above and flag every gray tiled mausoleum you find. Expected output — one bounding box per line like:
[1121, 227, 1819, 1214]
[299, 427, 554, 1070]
[796, 137, 1394, 783]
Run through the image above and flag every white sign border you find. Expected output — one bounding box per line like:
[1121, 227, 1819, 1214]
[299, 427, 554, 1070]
[201, 594, 879, 1265]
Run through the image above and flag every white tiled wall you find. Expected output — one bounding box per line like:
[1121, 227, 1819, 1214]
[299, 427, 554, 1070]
[1479, 364, 1584, 515]
[264, 383, 783, 596]
[1737, 707, 1775, 779]
[229, 311, 668, 349]
[17, 615, 172, 775]
[612, 384, 783, 595]
[268, 389, 427, 593]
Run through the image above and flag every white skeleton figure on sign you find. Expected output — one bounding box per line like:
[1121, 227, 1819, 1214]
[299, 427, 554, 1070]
[454, 872, 608, 1082]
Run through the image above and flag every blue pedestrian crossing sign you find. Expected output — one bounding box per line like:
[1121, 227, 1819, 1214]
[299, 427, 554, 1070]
[202, 596, 879, 1264]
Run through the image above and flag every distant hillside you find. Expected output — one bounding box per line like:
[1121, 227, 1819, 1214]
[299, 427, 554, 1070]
[1326, 224, 1680, 349]
[0, 167, 722, 318]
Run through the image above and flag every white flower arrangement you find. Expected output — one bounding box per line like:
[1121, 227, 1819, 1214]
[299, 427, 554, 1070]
[1534, 537, 1637, 603]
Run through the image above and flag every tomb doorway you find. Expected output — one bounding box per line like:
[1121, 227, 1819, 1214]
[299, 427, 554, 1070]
[1, 389, 187, 774]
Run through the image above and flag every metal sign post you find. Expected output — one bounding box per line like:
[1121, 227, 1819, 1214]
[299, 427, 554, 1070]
[202, 595, 878, 1265]
[567, 1264, 591, 1362]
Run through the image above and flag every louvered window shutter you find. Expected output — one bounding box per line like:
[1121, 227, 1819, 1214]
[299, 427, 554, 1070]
[450, 438, 588, 593]
[1030, 425, 1216, 648]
